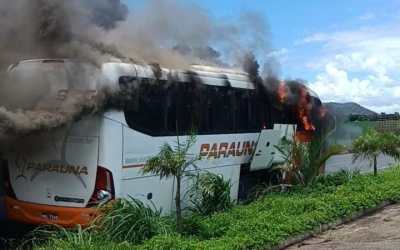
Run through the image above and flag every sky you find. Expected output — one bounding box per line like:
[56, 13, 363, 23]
[125, 0, 400, 113]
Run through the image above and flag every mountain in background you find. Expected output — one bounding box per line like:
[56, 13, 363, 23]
[324, 102, 377, 121]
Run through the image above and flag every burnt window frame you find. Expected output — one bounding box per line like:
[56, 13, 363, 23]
[119, 75, 269, 136]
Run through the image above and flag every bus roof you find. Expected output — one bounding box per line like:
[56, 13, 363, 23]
[103, 62, 255, 90]
[11, 59, 255, 90]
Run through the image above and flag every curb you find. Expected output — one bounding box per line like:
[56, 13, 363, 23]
[271, 200, 395, 250]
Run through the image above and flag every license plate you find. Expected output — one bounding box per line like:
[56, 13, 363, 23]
[41, 213, 58, 221]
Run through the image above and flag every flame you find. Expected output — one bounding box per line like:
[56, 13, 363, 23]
[297, 86, 315, 131]
[277, 81, 317, 132]
[299, 109, 315, 131]
[277, 80, 288, 103]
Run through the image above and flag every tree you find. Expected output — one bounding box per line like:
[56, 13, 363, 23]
[352, 129, 400, 176]
[142, 134, 198, 232]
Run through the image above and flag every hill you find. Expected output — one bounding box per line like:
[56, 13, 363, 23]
[324, 102, 377, 121]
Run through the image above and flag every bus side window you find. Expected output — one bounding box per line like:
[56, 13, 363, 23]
[180, 82, 196, 133]
[166, 82, 177, 134]
[122, 77, 168, 136]
[166, 81, 202, 135]
[248, 91, 259, 131]
[198, 85, 234, 134]
[235, 89, 249, 132]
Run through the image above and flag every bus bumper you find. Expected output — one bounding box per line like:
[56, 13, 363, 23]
[4, 196, 98, 227]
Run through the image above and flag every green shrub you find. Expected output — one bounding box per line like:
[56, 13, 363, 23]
[33, 198, 173, 249]
[188, 172, 233, 216]
[30, 225, 112, 250]
[96, 197, 173, 244]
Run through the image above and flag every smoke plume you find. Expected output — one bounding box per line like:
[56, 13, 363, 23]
[104, 0, 272, 68]
[0, 0, 282, 138]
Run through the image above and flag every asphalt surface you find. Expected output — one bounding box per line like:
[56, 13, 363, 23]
[285, 155, 399, 250]
[325, 153, 397, 174]
[285, 204, 400, 250]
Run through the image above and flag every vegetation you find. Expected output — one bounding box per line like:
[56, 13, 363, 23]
[352, 129, 400, 176]
[142, 134, 198, 232]
[95, 197, 172, 244]
[188, 172, 233, 216]
[273, 136, 343, 186]
[272, 136, 307, 185]
[33, 166, 400, 250]
[29, 198, 172, 249]
[30, 225, 111, 250]
[302, 138, 344, 183]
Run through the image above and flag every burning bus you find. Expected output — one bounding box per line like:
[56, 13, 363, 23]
[1, 59, 333, 226]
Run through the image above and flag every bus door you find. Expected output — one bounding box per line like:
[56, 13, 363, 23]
[250, 124, 296, 171]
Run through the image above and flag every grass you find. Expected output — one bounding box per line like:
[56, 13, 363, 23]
[33, 166, 400, 250]
[31, 198, 173, 250]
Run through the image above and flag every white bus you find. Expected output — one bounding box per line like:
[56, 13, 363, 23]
[1, 59, 324, 226]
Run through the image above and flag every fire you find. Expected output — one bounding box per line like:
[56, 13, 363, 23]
[277, 81, 316, 132]
[277, 80, 288, 103]
[299, 109, 315, 131]
[297, 86, 315, 131]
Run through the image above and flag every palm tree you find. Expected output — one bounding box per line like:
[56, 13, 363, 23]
[142, 133, 198, 232]
[274, 135, 343, 186]
[352, 129, 400, 176]
[302, 137, 344, 183]
[273, 136, 308, 185]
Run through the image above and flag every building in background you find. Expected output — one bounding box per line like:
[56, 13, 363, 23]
[350, 112, 400, 133]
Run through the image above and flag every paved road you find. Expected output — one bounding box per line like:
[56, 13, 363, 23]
[285, 204, 400, 250]
[325, 153, 397, 174]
